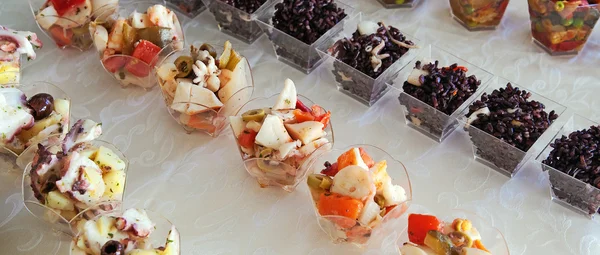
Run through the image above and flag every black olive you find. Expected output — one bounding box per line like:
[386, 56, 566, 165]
[101, 240, 124, 255]
[27, 93, 54, 120]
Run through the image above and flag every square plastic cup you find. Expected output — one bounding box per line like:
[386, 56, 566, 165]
[536, 114, 600, 218]
[528, 1, 600, 55]
[29, 0, 118, 51]
[70, 208, 180, 254]
[166, 0, 207, 18]
[91, 1, 186, 89]
[395, 208, 509, 254]
[376, 0, 421, 8]
[0, 82, 71, 173]
[316, 13, 421, 106]
[306, 144, 412, 248]
[457, 77, 566, 177]
[396, 44, 493, 142]
[156, 43, 255, 137]
[449, 0, 510, 31]
[204, 0, 273, 44]
[230, 94, 334, 192]
[256, 0, 355, 74]
[21, 136, 128, 235]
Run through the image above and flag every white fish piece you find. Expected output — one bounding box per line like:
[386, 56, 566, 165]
[272, 79, 297, 110]
[331, 165, 374, 200]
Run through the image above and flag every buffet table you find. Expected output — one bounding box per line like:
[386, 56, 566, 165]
[1, 0, 600, 254]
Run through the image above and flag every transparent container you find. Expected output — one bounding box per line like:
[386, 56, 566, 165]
[397, 44, 493, 142]
[536, 114, 600, 218]
[457, 77, 566, 177]
[157, 43, 255, 136]
[92, 1, 185, 89]
[376, 0, 421, 9]
[204, 0, 272, 44]
[231, 94, 334, 192]
[306, 144, 412, 248]
[449, 0, 510, 31]
[527, 1, 600, 55]
[21, 138, 128, 235]
[0, 82, 71, 173]
[166, 0, 207, 18]
[316, 13, 421, 106]
[70, 208, 180, 254]
[395, 209, 510, 254]
[256, 0, 355, 74]
[29, 0, 118, 51]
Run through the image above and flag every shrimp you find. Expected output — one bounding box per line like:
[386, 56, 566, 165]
[107, 18, 126, 52]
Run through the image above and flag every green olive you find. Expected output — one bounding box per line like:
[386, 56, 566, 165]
[374, 194, 386, 208]
[174, 56, 194, 78]
[242, 109, 266, 122]
[199, 43, 218, 59]
[136, 27, 172, 48]
[319, 176, 333, 190]
[258, 148, 273, 158]
[307, 174, 325, 190]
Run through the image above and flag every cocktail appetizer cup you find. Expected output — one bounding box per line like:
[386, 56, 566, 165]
[396, 209, 509, 255]
[91, 1, 185, 89]
[230, 79, 334, 192]
[203, 0, 272, 44]
[306, 145, 412, 248]
[30, 0, 118, 50]
[70, 208, 180, 254]
[536, 114, 600, 218]
[316, 13, 420, 106]
[458, 77, 566, 177]
[256, 0, 355, 74]
[0, 82, 71, 172]
[166, 0, 207, 18]
[528, 0, 600, 55]
[21, 121, 128, 235]
[157, 41, 254, 136]
[0, 26, 43, 85]
[376, 0, 421, 8]
[449, 0, 510, 31]
[397, 44, 493, 142]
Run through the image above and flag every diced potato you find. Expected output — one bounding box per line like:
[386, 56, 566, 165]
[96, 215, 115, 236]
[54, 99, 70, 123]
[102, 170, 126, 199]
[75, 235, 87, 251]
[78, 147, 99, 159]
[93, 146, 126, 172]
[18, 113, 62, 142]
[46, 191, 75, 211]
[83, 166, 105, 199]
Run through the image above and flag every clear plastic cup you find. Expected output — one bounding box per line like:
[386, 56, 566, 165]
[306, 144, 412, 248]
[450, 0, 510, 31]
[166, 0, 207, 18]
[376, 0, 422, 9]
[204, 0, 273, 44]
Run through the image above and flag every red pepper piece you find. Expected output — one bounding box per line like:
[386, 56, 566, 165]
[408, 214, 443, 245]
[320, 162, 339, 177]
[50, 0, 86, 16]
[295, 99, 312, 113]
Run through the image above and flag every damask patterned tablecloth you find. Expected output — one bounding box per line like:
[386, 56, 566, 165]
[1, 0, 600, 254]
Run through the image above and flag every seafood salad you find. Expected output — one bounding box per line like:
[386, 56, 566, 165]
[156, 41, 250, 134]
[34, 0, 118, 49]
[28, 119, 127, 221]
[400, 214, 491, 255]
[90, 4, 184, 88]
[230, 79, 332, 188]
[0, 86, 69, 155]
[0, 26, 43, 84]
[307, 147, 408, 244]
[450, 0, 510, 29]
[71, 208, 179, 255]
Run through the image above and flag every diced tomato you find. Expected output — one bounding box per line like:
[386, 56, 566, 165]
[131, 40, 161, 64]
[557, 40, 584, 52]
[295, 99, 312, 113]
[125, 58, 152, 77]
[102, 56, 128, 73]
[317, 192, 363, 224]
[238, 129, 257, 149]
[407, 214, 443, 245]
[314, 111, 331, 129]
[358, 147, 375, 168]
[293, 109, 315, 123]
[50, 0, 86, 16]
[48, 25, 73, 47]
[320, 162, 339, 177]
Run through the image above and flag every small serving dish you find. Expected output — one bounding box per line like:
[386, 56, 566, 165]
[397, 44, 493, 142]
[450, 0, 510, 31]
[205, 0, 273, 44]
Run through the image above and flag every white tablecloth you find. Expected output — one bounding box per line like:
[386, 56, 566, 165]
[1, 0, 600, 254]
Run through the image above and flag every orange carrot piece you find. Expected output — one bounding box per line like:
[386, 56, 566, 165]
[317, 192, 363, 220]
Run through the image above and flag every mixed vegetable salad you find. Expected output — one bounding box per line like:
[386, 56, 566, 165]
[399, 214, 491, 255]
[90, 3, 184, 88]
[71, 208, 179, 255]
[230, 79, 332, 189]
[157, 41, 251, 135]
[307, 147, 408, 245]
[450, 0, 510, 29]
